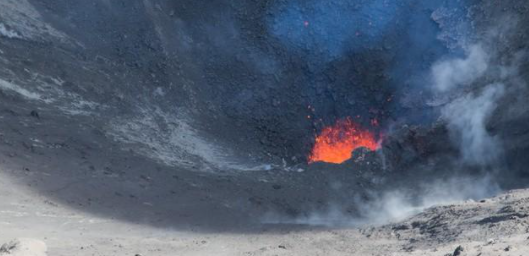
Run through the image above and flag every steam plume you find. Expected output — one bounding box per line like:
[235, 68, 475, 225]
[431, 45, 505, 166]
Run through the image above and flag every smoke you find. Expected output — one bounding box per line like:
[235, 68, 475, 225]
[431, 46, 489, 93]
[359, 175, 499, 225]
[431, 45, 505, 166]
[442, 84, 505, 165]
[266, 0, 473, 129]
[263, 176, 499, 227]
[268, 0, 399, 59]
[268, 0, 470, 62]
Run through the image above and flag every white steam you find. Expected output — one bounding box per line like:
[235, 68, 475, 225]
[441, 84, 505, 165]
[359, 176, 499, 225]
[263, 176, 498, 227]
[432, 45, 489, 92]
[431, 44, 506, 166]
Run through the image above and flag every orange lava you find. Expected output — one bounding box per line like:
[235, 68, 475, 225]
[308, 118, 380, 164]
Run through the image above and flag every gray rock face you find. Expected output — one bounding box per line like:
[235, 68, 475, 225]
[0, 239, 47, 256]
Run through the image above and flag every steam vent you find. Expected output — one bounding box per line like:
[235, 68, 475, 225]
[1, 0, 529, 255]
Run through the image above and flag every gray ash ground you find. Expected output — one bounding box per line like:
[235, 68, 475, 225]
[1, 0, 529, 255]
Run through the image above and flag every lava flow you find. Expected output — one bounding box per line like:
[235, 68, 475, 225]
[308, 118, 380, 164]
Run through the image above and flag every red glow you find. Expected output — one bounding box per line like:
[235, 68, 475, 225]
[370, 118, 379, 127]
[308, 118, 380, 164]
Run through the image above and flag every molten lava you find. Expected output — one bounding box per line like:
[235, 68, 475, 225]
[308, 118, 380, 164]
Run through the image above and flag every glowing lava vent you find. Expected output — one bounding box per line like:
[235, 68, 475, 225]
[308, 118, 380, 164]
